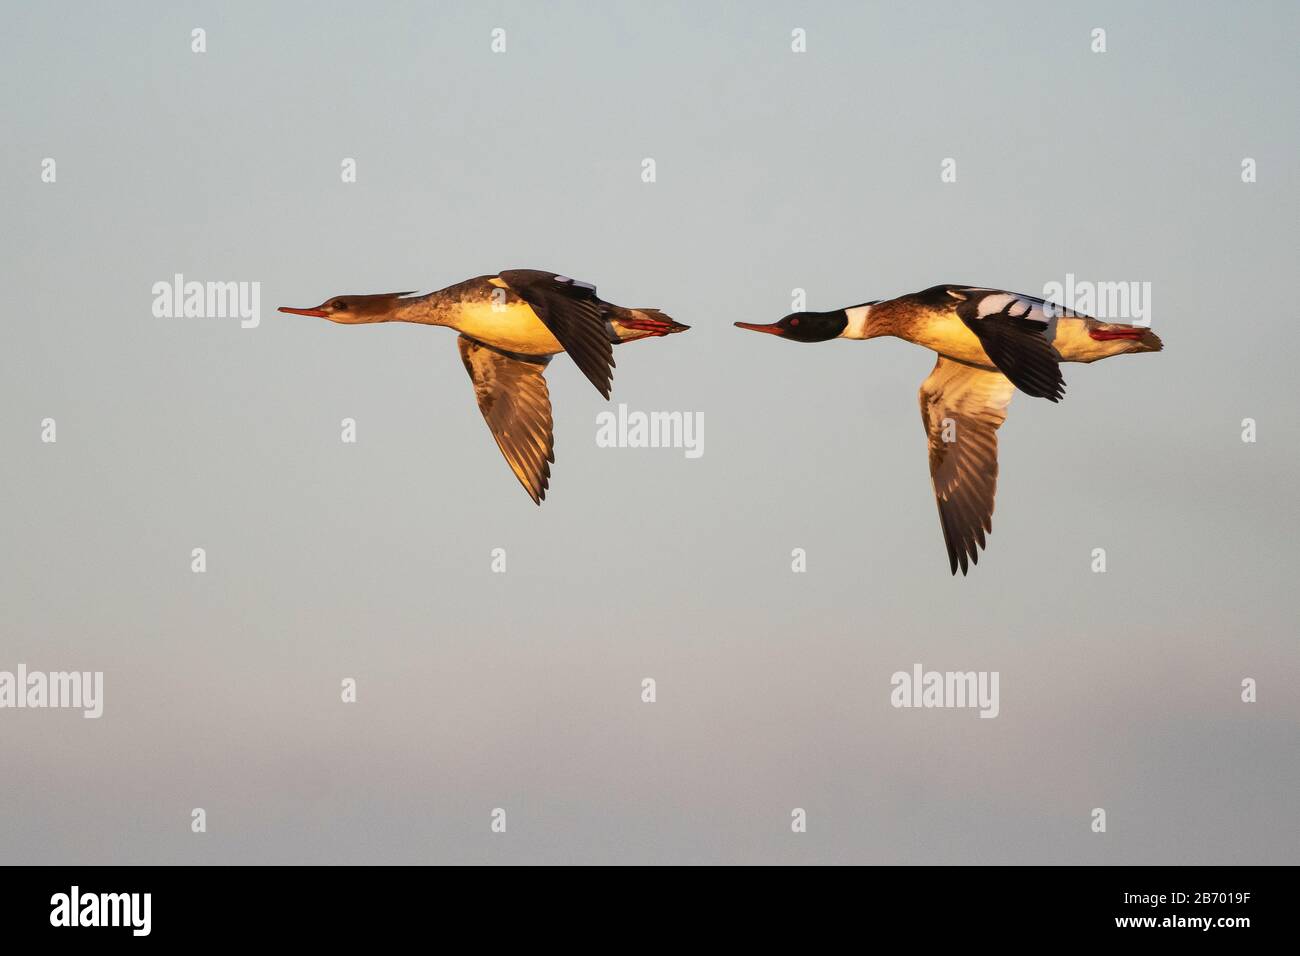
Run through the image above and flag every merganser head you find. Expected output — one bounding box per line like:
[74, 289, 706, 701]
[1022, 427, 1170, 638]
[735, 310, 848, 343]
[278, 291, 417, 324]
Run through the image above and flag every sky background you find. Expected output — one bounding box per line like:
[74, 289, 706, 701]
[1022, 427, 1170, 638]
[2, 0, 1297, 864]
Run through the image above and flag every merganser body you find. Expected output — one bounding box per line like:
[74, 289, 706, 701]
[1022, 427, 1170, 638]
[281, 270, 687, 503]
[736, 284, 1163, 574]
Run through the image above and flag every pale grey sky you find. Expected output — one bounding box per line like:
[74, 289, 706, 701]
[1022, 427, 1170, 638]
[2, 0, 1297, 864]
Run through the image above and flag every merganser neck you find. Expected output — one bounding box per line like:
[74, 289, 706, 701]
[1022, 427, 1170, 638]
[840, 301, 893, 339]
[389, 290, 450, 325]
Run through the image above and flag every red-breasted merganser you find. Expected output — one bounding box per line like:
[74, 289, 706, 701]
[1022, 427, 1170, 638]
[735, 284, 1163, 574]
[280, 270, 687, 503]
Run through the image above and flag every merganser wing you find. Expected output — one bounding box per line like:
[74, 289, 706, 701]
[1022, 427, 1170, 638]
[458, 336, 555, 504]
[497, 269, 615, 399]
[919, 356, 1016, 575]
[945, 287, 1066, 401]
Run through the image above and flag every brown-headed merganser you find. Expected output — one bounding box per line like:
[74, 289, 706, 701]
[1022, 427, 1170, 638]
[280, 270, 687, 503]
[736, 284, 1163, 574]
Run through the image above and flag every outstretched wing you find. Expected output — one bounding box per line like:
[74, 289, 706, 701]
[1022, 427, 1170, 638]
[945, 287, 1066, 401]
[458, 336, 555, 504]
[919, 356, 1016, 575]
[497, 269, 615, 399]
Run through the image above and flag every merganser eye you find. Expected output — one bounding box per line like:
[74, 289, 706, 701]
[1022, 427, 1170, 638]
[334, 300, 348, 310]
[789, 317, 800, 326]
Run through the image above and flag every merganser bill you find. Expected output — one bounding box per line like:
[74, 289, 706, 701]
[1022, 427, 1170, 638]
[735, 284, 1163, 574]
[280, 270, 687, 503]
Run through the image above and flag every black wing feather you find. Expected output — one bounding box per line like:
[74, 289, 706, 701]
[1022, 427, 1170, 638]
[952, 290, 1066, 402]
[498, 269, 615, 399]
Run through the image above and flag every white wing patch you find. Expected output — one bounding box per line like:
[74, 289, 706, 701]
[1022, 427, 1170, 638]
[553, 275, 597, 293]
[976, 293, 1033, 319]
[951, 286, 1083, 323]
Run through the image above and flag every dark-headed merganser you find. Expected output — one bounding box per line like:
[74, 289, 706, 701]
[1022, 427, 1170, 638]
[280, 270, 687, 503]
[736, 284, 1162, 574]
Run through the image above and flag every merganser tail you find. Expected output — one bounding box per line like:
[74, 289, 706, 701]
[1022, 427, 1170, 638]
[611, 308, 690, 341]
